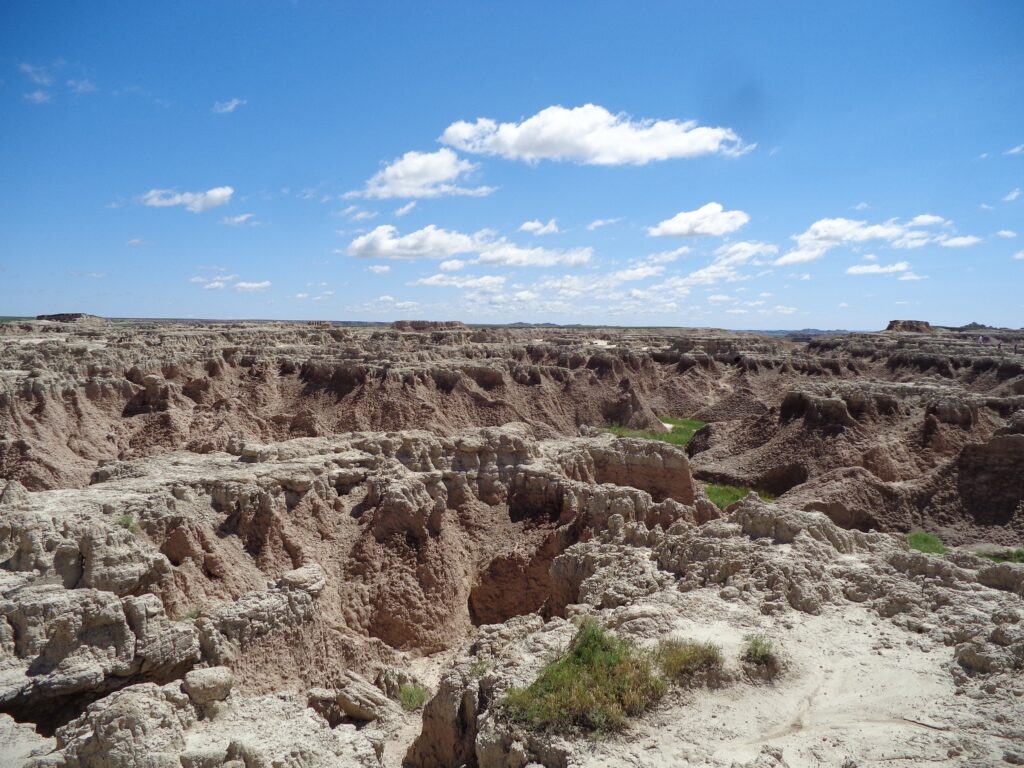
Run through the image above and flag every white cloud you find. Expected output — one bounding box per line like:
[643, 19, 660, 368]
[908, 214, 946, 226]
[610, 265, 665, 281]
[980, 203, 995, 210]
[713, 241, 777, 266]
[222, 213, 256, 225]
[20, 63, 53, 86]
[846, 261, 910, 275]
[898, 272, 928, 281]
[939, 235, 982, 248]
[1004, 187, 1021, 202]
[725, 308, 748, 314]
[67, 78, 96, 94]
[838, 302, 849, 308]
[439, 259, 465, 272]
[234, 280, 271, 292]
[347, 224, 591, 267]
[204, 281, 225, 290]
[1014, 251, 1024, 260]
[775, 217, 931, 266]
[586, 217, 621, 231]
[996, 230, 1017, 238]
[851, 202, 870, 211]
[367, 265, 391, 274]
[293, 292, 310, 299]
[348, 224, 482, 260]
[519, 218, 559, 235]
[475, 242, 591, 267]
[23, 90, 51, 104]
[127, 238, 148, 247]
[648, 202, 749, 238]
[417, 274, 506, 291]
[351, 148, 493, 199]
[1005, 144, 1024, 156]
[707, 294, 732, 303]
[643, 247, 690, 264]
[212, 98, 246, 114]
[141, 186, 234, 213]
[339, 205, 377, 221]
[774, 305, 798, 315]
[188, 276, 208, 284]
[394, 201, 416, 217]
[440, 103, 750, 165]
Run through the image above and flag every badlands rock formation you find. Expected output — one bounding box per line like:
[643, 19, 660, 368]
[1, 316, 1022, 766]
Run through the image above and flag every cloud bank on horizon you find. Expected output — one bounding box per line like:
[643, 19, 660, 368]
[1, 2, 1022, 328]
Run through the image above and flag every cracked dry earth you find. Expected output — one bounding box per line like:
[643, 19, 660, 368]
[1, 316, 1023, 767]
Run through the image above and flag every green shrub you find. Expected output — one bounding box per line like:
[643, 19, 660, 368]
[603, 416, 706, 448]
[398, 684, 430, 711]
[906, 531, 947, 554]
[116, 514, 137, 532]
[704, 484, 774, 509]
[504, 619, 665, 733]
[743, 634, 774, 663]
[741, 634, 781, 680]
[656, 639, 724, 685]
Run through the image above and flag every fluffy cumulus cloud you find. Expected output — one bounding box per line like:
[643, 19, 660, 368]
[519, 218, 559, 235]
[347, 224, 591, 267]
[1005, 188, 1021, 203]
[997, 230, 1017, 238]
[141, 186, 234, 213]
[648, 203, 750, 238]
[351, 148, 493, 199]
[440, 104, 750, 165]
[773, 213, 981, 266]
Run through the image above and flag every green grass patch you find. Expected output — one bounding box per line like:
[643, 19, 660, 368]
[116, 514, 137, 532]
[906, 531, 947, 554]
[980, 549, 1024, 564]
[398, 684, 430, 711]
[704, 484, 774, 509]
[656, 639, 723, 685]
[603, 416, 706, 448]
[504, 619, 665, 733]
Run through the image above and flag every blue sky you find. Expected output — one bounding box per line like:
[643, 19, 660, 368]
[1, 2, 1022, 329]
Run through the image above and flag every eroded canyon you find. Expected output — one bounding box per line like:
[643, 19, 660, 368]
[1, 316, 1022, 767]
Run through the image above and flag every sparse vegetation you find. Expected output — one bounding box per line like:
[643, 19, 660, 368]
[183, 605, 204, 620]
[116, 514, 137, 532]
[604, 416, 706, 448]
[906, 530, 947, 554]
[704, 483, 774, 509]
[656, 639, 724, 685]
[398, 684, 430, 711]
[741, 634, 781, 679]
[981, 548, 1024, 564]
[469, 658, 493, 679]
[503, 619, 665, 733]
